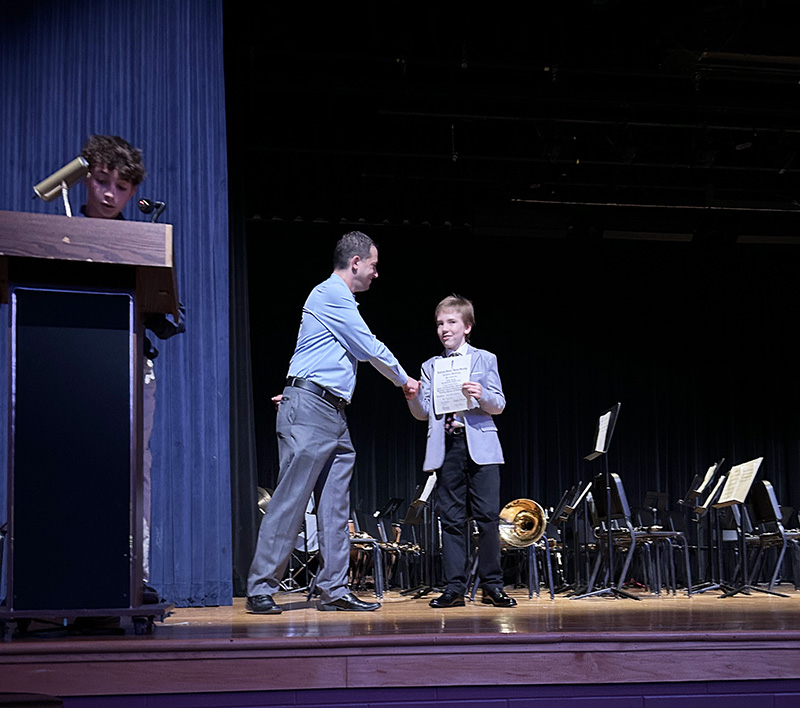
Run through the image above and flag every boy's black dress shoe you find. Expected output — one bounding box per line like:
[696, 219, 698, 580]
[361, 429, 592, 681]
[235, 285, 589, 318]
[429, 590, 465, 608]
[481, 587, 517, 607]
[246, 594, 282, 614]
[318, 592, 381, 611]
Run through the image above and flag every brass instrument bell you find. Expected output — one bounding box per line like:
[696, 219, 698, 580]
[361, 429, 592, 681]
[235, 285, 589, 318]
[257, 487, 271, 515]
[499, 498, 547, 547]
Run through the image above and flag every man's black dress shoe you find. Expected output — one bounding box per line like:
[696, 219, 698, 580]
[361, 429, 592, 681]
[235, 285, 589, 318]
[481, 587, 517, 607]
[318, 592, 381, 612]
[246, 594, 282, 614]
[429, 590, 465, 608]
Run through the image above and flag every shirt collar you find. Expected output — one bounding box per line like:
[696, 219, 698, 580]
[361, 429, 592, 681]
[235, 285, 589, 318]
[445, 342, 469, 357]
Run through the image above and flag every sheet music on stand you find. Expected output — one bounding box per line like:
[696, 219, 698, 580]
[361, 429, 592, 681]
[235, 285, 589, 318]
[584, 403, 621, 462]
[555, 481, 592, 596]
[681, 459, 724, 507]
[373, 497, 404, 519]
[572, 402, 638, 601]
[714, 457, 763, 508]
[402, 475, 441, 599]
[690, 467, 730, 595]
[550, 487, 574, 526]
[550, 482, 590, 526]
[414, 473, 436, 506]
[694, 475, 727, 515]
[403, 477, 437, 525]
[712, 456, 787, 599]
[561, 480, 592, 522]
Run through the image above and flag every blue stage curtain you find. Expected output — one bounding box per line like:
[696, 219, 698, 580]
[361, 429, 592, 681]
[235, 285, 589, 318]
[0, 0, 231, 606]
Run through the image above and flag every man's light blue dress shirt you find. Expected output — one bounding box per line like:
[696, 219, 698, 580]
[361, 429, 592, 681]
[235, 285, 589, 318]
[287, 274, 408, 401]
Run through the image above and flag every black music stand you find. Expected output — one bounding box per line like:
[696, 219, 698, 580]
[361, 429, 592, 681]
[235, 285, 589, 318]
[280, 497, 318, 596]
[548, 486, 575, 593]
[572, 402, 640, 600]
[714, 458, 789, 599]
[692, 476, 734, 595]
[373, 497, 404, 543]
[682, 460, 734, 595]
[401, 479, 442, 598]
[553, 481, 592, 595]
[285, 519, 318, 595]
[680, 458, 724, 510]
[641, 491, 669, 528]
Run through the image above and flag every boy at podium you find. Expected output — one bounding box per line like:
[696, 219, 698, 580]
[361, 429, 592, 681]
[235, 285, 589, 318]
[80, 134, 145, 219]
[80, 135, 182, 603]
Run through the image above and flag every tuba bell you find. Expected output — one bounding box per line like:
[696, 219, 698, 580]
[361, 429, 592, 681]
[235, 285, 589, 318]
[257, 487, 272, 515]
[499, 498, 547, 547]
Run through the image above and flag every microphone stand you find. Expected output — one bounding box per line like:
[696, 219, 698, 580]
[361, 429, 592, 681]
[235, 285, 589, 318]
[61, 181, 74, 217]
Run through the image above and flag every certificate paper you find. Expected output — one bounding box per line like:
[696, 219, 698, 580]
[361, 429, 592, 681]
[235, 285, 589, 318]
[433, 353, 472, 416]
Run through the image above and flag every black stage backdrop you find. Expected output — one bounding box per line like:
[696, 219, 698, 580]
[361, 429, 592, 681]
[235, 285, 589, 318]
[240, 219, 800, 586]
[222, 2, 800, 598]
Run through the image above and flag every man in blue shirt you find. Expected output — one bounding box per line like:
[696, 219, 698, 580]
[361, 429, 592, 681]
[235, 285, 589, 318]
[246, 231, 419, 613]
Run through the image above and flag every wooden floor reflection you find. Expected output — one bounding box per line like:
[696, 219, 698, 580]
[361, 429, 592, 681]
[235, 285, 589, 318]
[157, 585, 800, 640]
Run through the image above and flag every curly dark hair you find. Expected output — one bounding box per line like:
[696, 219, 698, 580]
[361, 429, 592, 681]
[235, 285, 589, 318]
[80, 135, 146, 185]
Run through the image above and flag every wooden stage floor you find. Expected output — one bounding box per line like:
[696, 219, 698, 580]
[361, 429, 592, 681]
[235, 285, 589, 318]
[3, 586, 800, 700]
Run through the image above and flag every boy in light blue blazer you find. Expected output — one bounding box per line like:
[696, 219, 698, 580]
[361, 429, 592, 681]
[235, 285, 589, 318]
[406, 295, 515, 608]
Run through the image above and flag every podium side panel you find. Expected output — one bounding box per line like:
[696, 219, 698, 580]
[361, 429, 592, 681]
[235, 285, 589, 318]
[9, 287, 134, 611]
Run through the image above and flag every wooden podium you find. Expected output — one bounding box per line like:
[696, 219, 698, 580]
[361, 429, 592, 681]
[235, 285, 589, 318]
[0, 210, 178, 631]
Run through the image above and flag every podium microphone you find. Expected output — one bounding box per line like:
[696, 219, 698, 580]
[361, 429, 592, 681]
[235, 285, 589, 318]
[138, 198, 166, 223]
[33, 156, 89, 202]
